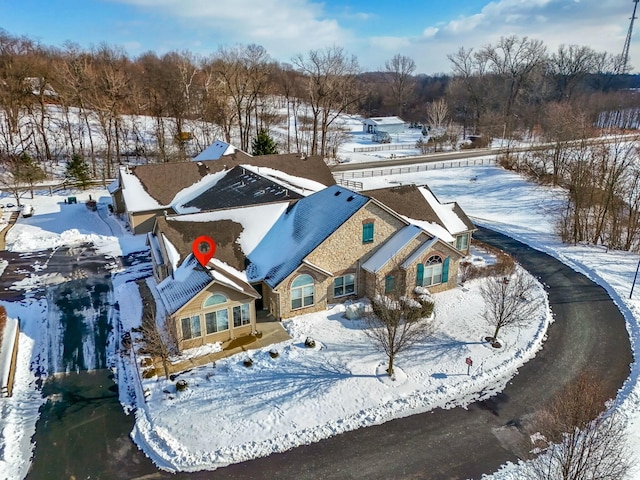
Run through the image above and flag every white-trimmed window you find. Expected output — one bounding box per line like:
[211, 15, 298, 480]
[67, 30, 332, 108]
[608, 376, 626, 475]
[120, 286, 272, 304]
[204, 293, 227, 308]
[334, 274, 355, 297]
[422, 255, 443, 286]
[205, 309, 229, 334]
[181, 315, 201, 340]
[233, 303, 251, 327]
[291, 274, 314, 310]
[456, 233, 469, 251]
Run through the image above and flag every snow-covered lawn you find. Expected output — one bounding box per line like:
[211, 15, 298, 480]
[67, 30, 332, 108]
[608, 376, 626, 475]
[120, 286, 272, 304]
[121, 270, 549, 472]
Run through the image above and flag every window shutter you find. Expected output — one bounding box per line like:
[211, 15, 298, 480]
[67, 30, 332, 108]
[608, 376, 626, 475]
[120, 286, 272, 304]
[442, 257, 450, 283]
[416, 263, 424, 286]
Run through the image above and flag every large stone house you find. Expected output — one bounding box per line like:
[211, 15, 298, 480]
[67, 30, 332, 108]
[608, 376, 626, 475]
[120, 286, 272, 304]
[148, 183, 474, 352]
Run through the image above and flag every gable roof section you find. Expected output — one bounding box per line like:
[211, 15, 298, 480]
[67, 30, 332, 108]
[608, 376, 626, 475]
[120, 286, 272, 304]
[122, 153, 334, 208]
[193, 140, 237, 161]
[361, 225, 423, 274]
[156, 256, 213, 315]
[176, 165, 303, 213]
[247, 185, 369, 288]
[364, 116, 405, 126]
[156, 216, 245, 272]
[364, 185, 475, 239]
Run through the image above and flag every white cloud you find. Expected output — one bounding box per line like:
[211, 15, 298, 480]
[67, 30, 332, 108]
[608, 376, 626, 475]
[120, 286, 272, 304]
[422, 27, 439, 39]
[399, 0, 634, 73]
[111, 0, 351, 59]
[109, 0, 640, 74]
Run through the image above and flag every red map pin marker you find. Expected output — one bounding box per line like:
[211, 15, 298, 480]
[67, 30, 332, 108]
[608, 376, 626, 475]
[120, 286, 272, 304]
[192, 236, 216, 267]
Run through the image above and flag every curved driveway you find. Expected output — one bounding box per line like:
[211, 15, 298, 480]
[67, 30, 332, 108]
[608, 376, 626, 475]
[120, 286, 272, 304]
[169, 226, 632, 480]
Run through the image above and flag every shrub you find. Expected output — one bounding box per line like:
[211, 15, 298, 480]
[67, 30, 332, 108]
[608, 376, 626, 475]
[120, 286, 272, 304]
[141, 368, 156, 379]
[243, 358, 254, 367]
[418, 299, 435, 318]
[498, 154, 516, 170]
[269, 349, 279, 359]
[176, 379, 188, 391]
[304, 337, 316, 348]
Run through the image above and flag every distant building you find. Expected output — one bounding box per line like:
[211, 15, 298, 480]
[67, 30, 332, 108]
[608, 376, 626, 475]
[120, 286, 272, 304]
[362, 116, 406, 134]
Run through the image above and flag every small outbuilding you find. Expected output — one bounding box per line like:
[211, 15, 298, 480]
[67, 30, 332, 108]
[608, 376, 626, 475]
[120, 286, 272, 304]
[362, 116, 406, 134]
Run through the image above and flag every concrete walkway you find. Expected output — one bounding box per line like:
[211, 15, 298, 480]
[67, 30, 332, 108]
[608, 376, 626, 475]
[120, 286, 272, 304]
[0, 212, 19, 251]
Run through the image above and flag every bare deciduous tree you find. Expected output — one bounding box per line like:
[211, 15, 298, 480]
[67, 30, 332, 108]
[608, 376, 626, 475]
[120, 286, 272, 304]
[384, 54, 416, 117]
[139, 308, 179, 380]
[426, 98, 449, 132]
[526, 370, 632, 480]
[293, 46, 362, 157]
[364, 273, 435, 376]
[480, 266, 541, 345]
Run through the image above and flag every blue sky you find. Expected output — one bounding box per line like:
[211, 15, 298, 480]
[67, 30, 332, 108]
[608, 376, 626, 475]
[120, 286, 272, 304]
[0, 0, 636, 74]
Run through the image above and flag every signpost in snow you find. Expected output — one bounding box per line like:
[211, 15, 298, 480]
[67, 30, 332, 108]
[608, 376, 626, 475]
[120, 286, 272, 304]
[465, 357, 473, 376]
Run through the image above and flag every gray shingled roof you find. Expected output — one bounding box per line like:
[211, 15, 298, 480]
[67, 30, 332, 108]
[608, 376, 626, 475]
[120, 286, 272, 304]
[247, 185, 369, 288]
[156, 256, 213, 315]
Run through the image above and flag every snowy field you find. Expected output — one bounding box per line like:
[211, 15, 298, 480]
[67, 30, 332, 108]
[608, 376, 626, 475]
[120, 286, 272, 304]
[2, 159, 640, 477]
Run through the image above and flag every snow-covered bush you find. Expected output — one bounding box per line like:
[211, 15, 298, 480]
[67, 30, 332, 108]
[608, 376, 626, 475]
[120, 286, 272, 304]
[176, 379, 188, 391]
[345, 301, 371, 319]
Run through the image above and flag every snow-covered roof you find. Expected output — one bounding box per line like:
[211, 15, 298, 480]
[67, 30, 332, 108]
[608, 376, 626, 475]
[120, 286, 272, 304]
[156, 256, 213, 316]
[119, 168, 162, 213]
[170, 169, 230, 214]
[156, 250, 261, 316]
[209, 258, 259, 299]
[244, 165, 327, 196]
[193, 140, 237, 161]
[169, 202, 290, 255]
[361, 225, 423, 274]
[247, 186, 369, 287]
[363, 116, 405, 126]
[364, 185, 474, 242]
[418, 187, 469, 235]
[107, 178, 120, 195]
[172, 165, 303, 215]
[161, 234, 181, 272]
[403, 216, 454, 243]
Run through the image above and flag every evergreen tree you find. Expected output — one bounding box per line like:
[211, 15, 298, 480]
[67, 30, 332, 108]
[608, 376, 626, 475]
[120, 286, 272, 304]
[251, 129, 278, 156]
[66, 154, 91, 189]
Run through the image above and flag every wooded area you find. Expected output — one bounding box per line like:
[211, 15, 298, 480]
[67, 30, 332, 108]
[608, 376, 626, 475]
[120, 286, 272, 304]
[1, 29, 639, 176]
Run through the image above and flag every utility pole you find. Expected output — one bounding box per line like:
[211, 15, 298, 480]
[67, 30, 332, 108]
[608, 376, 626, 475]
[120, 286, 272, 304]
[620, 0, 640, 73]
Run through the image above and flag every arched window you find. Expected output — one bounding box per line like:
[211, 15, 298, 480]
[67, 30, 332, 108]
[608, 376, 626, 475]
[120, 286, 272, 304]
[203, 293, 228, 308]
[422, 256, 443, 286]
[291, 274, 314, 310]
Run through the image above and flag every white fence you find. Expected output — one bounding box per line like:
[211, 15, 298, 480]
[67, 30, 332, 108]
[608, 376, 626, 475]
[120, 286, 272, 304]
[334, 157, 497, 180]
[353, 143, 417, 153]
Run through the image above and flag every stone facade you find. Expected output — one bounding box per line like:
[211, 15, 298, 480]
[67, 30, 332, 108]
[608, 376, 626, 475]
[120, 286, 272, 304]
[173, 282, 256, 351]
[271, 201, 464, 320]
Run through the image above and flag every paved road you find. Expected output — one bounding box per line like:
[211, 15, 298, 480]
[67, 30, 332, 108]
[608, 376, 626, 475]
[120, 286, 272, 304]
[331, 135, 639, 173]
[161, 227, 631, 480]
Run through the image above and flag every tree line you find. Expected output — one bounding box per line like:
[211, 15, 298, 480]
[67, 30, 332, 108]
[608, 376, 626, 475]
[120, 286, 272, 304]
[0, 29, 639, 179]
